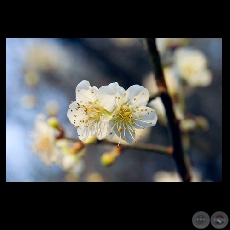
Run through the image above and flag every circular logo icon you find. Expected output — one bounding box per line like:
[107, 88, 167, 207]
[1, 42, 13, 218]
[211, 211, 229, 229]
[192, 211, 210, 229]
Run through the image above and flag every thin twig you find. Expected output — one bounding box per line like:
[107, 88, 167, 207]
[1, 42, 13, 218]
[146, 38, 191, 182]
[64, 137, 172, 156]
[149, 92, 161, 102]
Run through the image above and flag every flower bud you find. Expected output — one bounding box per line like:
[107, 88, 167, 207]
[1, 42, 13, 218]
[47, 116, 59, 128]
[83, 136, 97, 144]
[101, 153, 117, 166]
[180, 119, 196, 132]
[195, 116, 209, 131]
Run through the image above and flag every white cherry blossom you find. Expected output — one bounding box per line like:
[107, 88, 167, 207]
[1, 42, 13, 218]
[107, 83, 158, 144]
[31, 114, 60, 166]
[67, 80, 116, 141]
[173, 47, 212, 87]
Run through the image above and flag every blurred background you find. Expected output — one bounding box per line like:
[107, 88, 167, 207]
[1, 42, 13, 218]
[6, 38, 222, 182]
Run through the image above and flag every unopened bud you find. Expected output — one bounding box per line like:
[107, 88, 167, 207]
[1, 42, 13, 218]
[101, 153, 117, 166]
[195, 116, 209, 131]
[83, 136, 97, 144]
[180, 119, 196, 132]
[47, 116, 59, 128]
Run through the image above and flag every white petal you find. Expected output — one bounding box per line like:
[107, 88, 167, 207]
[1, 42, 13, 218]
[76, 80, 91, 91]
[107, 123, 116, 139]
[96, 119, 110, 140]
[133, 120, 153, 128]
[132, 106, 157, 128]
[126, 85, 149, 107]
[133, 115, 158, 128]
[96, 86, 116, 112]
[108, 131, 115, 140]
[113, 123, 125, 139]
[67, 102, 86, 125]
[88, 125, 96, 136]
[91, 86, 99, 91]
[77, 127, 89, 141]
[112, 123, 135, 144]
[108, 82, 126, 95]
[124, 129, 135, 144]
[136, 106, 158, 121]
[76, 88, 97, 103]
[107, 82, 128, 105]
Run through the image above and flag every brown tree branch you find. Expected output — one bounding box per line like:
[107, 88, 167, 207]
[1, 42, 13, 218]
[146, 38, 191, 182]
[64, 137, 173, 156]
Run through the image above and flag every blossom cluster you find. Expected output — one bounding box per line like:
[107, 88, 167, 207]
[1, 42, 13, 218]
[173, 47, 212, 87]
[67, 81, 158, 144]
[144, 39, 212, 126]
[31, 114, 85, 178]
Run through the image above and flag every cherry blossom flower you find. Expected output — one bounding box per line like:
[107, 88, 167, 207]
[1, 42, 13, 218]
[173, 47, 212, 87]
[31, 114, 60, 166]
[107, 83, 158, 144]
[67, 80, 116, 141]
[143, 68, 180, 97]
